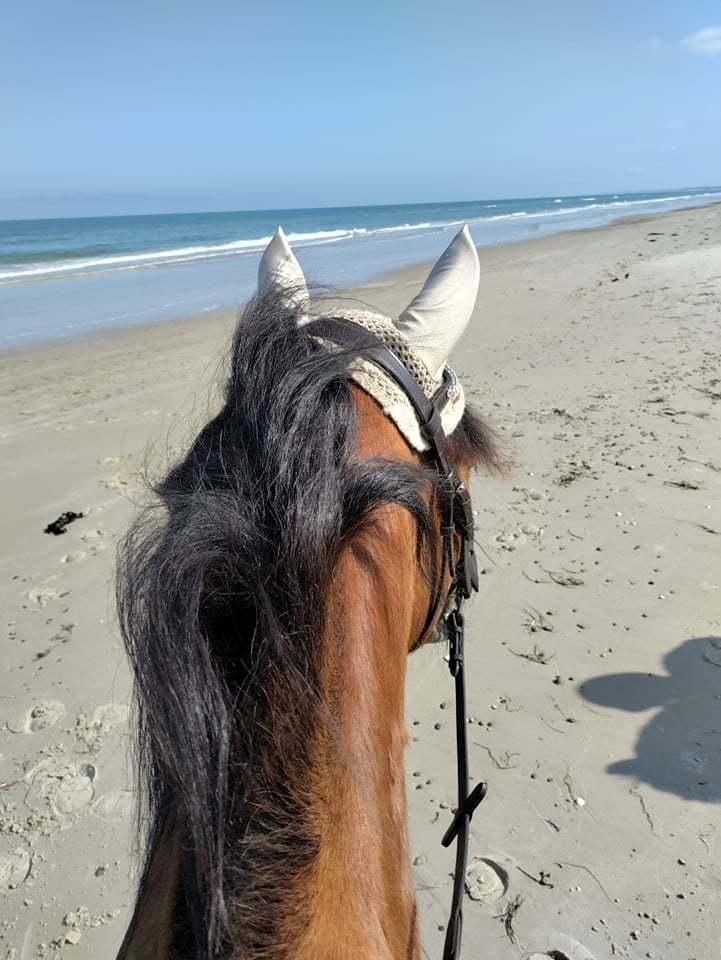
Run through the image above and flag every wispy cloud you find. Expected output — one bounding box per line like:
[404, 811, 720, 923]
[680, 25, 721, 55]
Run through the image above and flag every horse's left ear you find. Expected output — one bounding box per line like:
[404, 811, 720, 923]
[257, 226, 308, 306]
[396, 224, 480, 379]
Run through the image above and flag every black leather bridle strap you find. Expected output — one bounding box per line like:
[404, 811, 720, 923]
[312, 318, 453, 638]
[311, 318, 450, 461]
[311, 317, 487, 960]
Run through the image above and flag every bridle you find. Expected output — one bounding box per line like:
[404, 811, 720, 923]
[314, 319, 487, 960]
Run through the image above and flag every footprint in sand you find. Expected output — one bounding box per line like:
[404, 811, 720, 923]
[80, 529, 108, 553]
[24, 586, 69, 609]
[25, 700, 66, 732]
[99, 476, 129, 491]
[5, 700, 67, 734]
[93, 789, 133, 821]
[81, 528, 105, 541]
[25, 757, 95, 817]
[52, 773, 95, 815]
[61, 550, 87, 563]
[464, 856, 509, 904]
[74, 702, 129, 752]
[0, 843, 31, 889]
[493, 529, 529, 552]
[703, 637, 721, 667]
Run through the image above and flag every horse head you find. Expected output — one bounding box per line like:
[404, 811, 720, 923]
[117, 226, 498, 960]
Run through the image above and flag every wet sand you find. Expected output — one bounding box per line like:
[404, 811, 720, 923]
[1, 203, 720, 959]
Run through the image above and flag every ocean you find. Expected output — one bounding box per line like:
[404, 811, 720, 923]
[1, 187, 719, 348]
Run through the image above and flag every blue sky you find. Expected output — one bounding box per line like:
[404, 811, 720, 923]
[3, 0, 720, 219]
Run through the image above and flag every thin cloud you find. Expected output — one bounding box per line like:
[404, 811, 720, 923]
[680, 25, 721, 55]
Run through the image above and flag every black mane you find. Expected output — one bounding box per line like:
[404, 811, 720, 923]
[116, 291, 496, 958]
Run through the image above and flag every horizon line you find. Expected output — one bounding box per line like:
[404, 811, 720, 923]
[2, 183, 720, 225]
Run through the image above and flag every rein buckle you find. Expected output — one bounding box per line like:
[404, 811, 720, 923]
[446, 609, 465, 677]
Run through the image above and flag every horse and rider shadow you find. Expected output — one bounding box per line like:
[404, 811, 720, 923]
[579, 636, 721, 803]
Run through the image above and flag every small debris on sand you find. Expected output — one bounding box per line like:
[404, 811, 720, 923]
[495, 894, 524, 945]
[510, 644, 556, 665]
[43, 511, 84, 535]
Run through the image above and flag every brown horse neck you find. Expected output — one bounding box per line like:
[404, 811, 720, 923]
[291, 528, 421, 959]
[289, 392, 428, 960]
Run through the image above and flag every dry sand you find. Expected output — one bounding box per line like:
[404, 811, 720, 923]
[1, 204, 720, 959]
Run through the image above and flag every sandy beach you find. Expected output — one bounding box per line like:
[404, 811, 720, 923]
[1, 203, 720, 959]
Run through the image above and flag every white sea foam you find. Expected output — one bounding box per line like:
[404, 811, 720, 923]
[2, 191, 720, 285]
[458, 190, 721, 230]
[0, 237, 276, 281]
[0, 229, 365, 280]
[0, 220, 464, 283]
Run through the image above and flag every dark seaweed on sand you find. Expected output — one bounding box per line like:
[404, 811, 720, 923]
[44, 511, 84, 535]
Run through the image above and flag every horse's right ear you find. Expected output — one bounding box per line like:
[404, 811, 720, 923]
[396, 224, 480, 379]
[257, 227, 308, 306]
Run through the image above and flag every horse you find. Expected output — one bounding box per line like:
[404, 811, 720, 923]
[116, 224, 499, 960]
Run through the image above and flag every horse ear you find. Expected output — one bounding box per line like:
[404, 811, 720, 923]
[396, 224, 480, 379]
[257, 226, 308, 306]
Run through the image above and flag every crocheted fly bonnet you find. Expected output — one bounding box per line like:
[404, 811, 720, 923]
[256, 224, 480, 452]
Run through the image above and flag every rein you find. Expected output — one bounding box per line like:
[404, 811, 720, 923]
[314, 319, 487, 960]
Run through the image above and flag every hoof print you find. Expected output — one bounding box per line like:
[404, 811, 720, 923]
[465, 856, 509, 903]
[25, 700, 66, 732]
[0, 845, 31, 889]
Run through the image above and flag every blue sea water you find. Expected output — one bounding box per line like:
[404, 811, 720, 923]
[1, 188, 719, 348]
